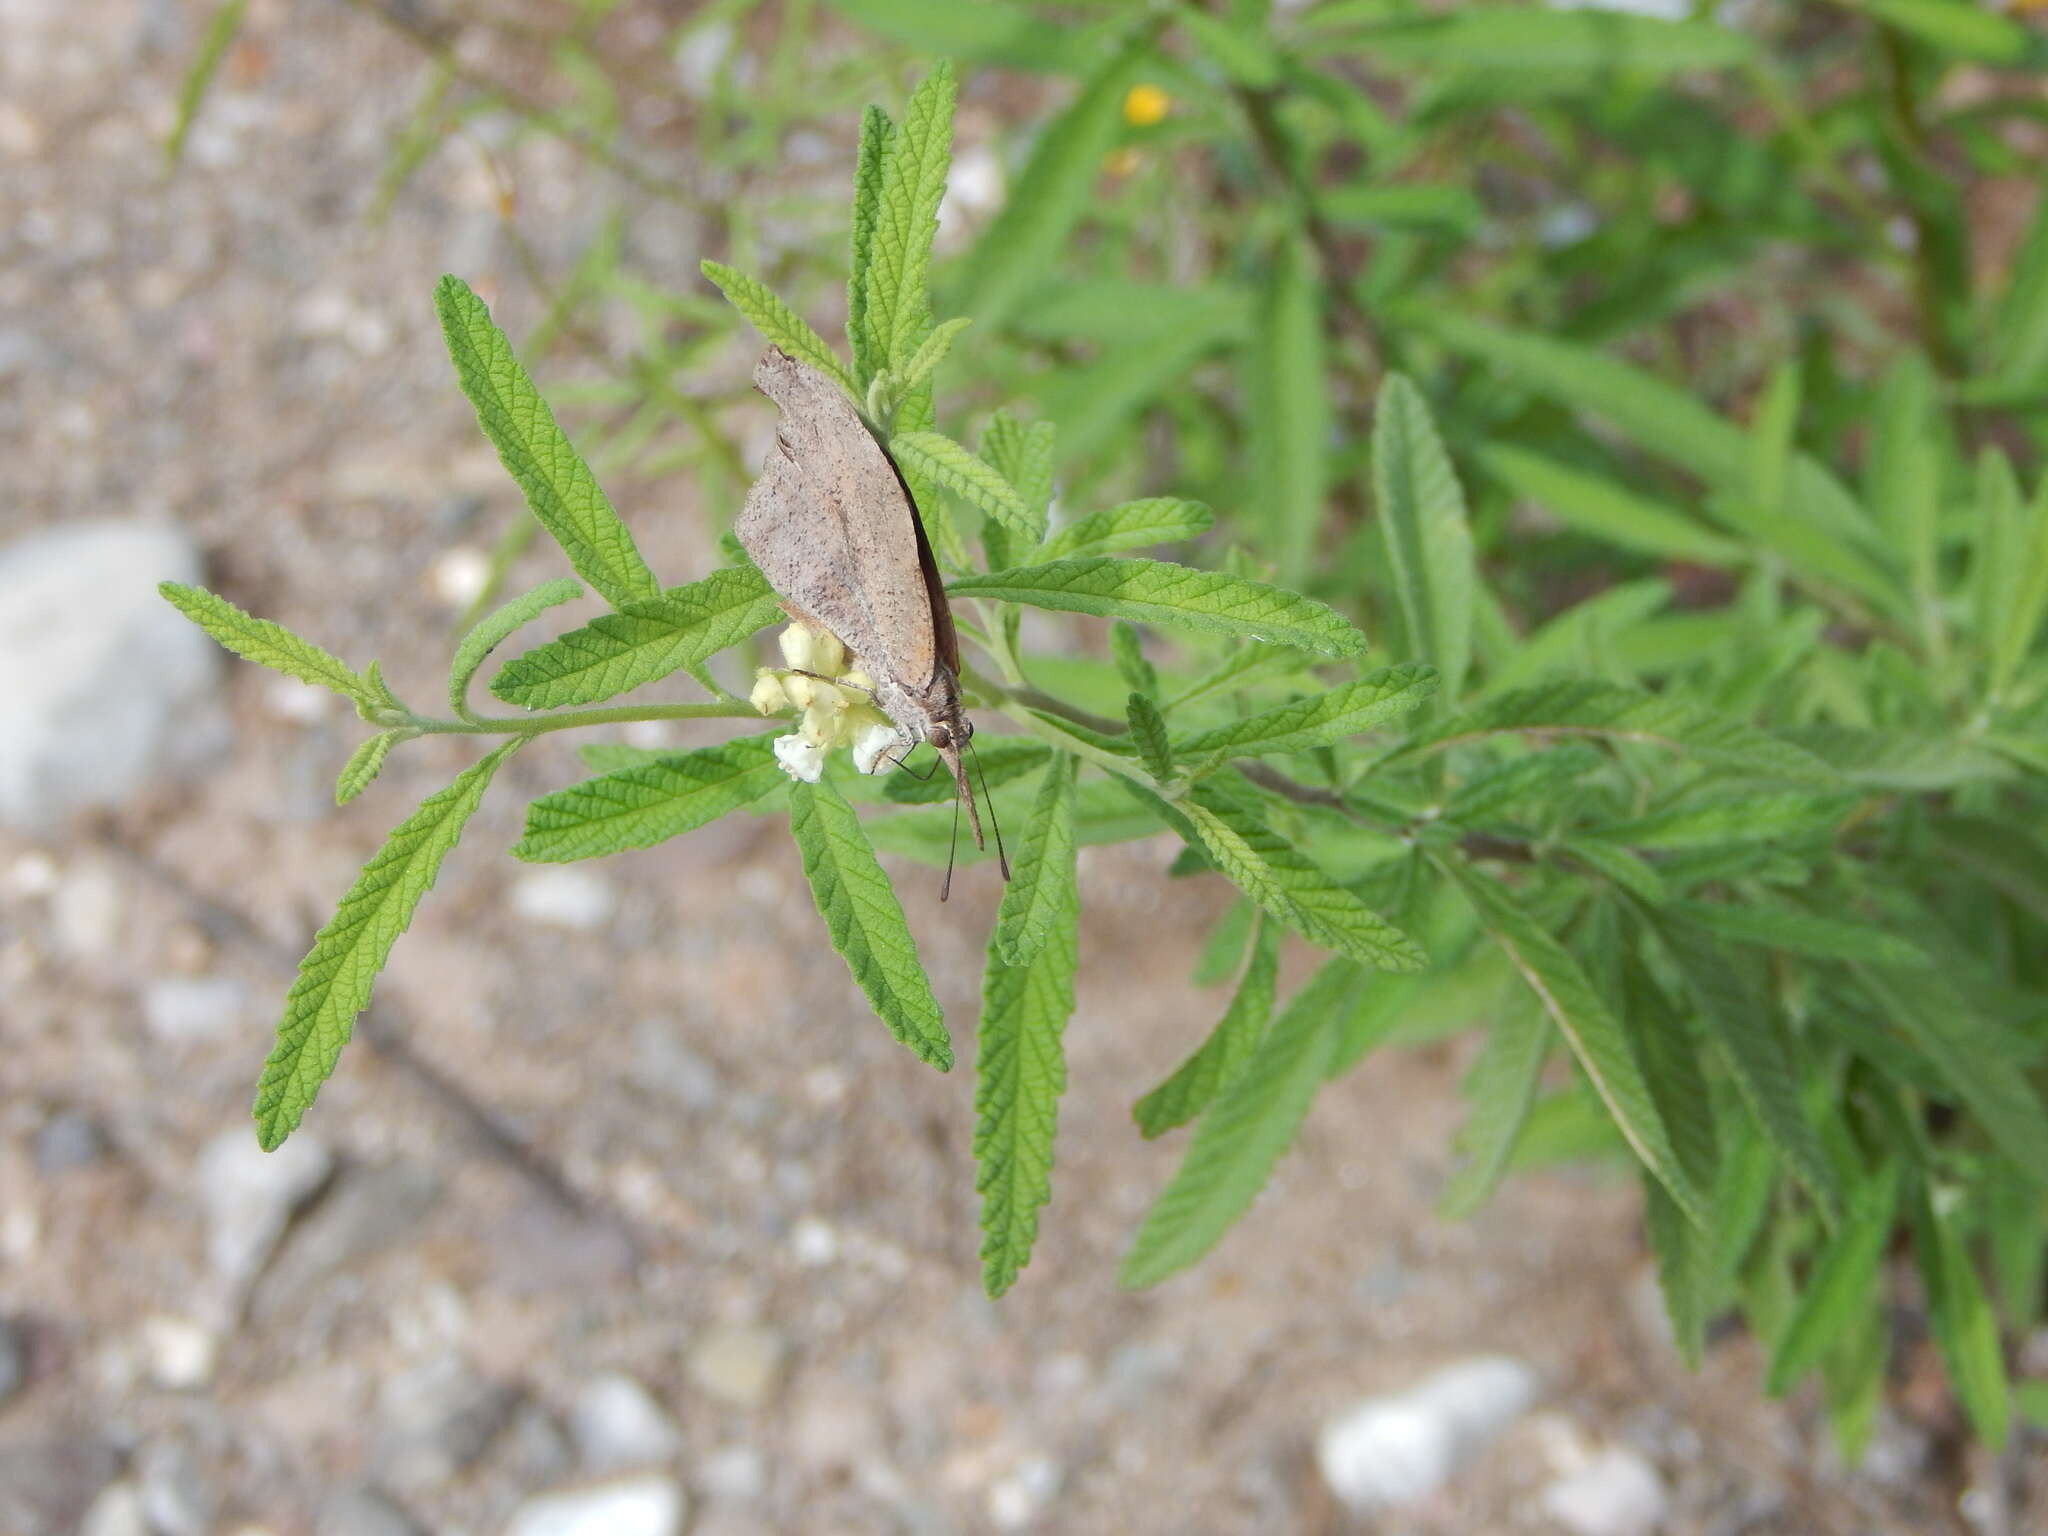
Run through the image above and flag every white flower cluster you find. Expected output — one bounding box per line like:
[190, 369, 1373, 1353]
[750, 624, 899, 783]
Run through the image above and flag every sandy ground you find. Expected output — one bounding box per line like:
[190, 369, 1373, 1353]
[0, 2, 2028, 1532]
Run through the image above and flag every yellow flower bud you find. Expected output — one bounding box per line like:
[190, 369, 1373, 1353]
[750, 671, 789, 715]
[1123, 83, 1170, 128]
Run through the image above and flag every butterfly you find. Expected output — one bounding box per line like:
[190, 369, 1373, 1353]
[735, 347, 1004, 891]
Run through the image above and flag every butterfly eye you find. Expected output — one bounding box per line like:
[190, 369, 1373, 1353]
[929, 724, 953, 750]
[961, 719, 974, 741]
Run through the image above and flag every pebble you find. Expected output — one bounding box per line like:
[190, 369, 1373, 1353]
[142, 975, 249, 1044]
[569, 1372, 680, 1471]
[987, 1455, 1062, 1531]
[371, 1354, 518, 1493]
[316, 1487, 423, 1536]
[694, 1445, 765, 1502]
[197, 1126, 333, 1298]
[510, 869, 619, 932]
[136, 1437, 212, 1536]
[78, 1481, 148, 1536]
[34, 1106, 107, 1172]
[0, 521, 220, 830]
[0, 1315, 25, 1402]
[140, 1314, 218, 1389]
[686, 1324, 785, 1409]
[1539, 1443, 1670, 1536]
[502, 1475, 685, 1536]
[51, 858, 123, 959]
[1314, 1355, 1539, 1513]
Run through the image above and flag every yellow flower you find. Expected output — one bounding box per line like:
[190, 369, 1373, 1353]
[1123, 83, 1170, 127]
[753, 623, 897, 782]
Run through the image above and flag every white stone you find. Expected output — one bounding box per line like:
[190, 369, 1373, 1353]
[502, 1476, 684, 1536]
[0, 522, 220, 829]
[789, 1217, 838, 1267]
[140, 1314, 218, 1389]
[510, 869, 618, 932]
[1540, 1445, 1669, 1536]
[197, 1125, 332, 1295]
[429, 547, 490, 608]
[569, 1372, 680, 1472]
[686, 1325, 785, 1408]
[1315, 1356, 1538, 1513]
[987, 1455, 1062, 1531]
[52, 857, 123, 958]
[80, 1481, 149, 1536]
[695, 1445, 765, 1502]
[143, 975, 249, 1044]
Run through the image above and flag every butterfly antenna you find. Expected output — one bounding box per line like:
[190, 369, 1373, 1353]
[941, 781, 962, 903]
[968, 738, 1011, 881]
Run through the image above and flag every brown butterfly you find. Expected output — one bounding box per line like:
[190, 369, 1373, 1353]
[736, 347, 1004, 890]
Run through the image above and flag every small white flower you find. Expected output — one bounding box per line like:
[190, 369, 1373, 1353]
[773, 732, 827, 783]
[851, 721, 901, 775]
[750, 671, 789, 715]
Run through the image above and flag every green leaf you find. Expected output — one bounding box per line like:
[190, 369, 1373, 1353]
[1176, 2, 1281, 86]
[787, 778, 951, 1070]
[950, 558, 1368, 657]
[1644, 1172, 1713, 1371]
[994, 753, 1079, 967]
[1982, 460, 2048, 706]
[1655, 918, 1840, 1221]
[1439, 995, 1552, 1218]
[862, 60, 956, 374]
[848, 104, 895, 390]
[575, 742, 676, 773]
[1390, 679, 1840, 785]
[952, 35, 1149, 334]
[1119, 958, 1356, 1288]
[1038, 498, 1214, 561]
[1354, 6, 1754, 73]
[1481, 444, 1745, 567]
[1981, 170, 2048, 399]
[824, 0, 1104, 70]
[335, 731, 403, 806]
[434, 275, 658, 609]
[1249, 230, 1329, 582]
[1710, 1113, 1778, 1282]
[887, 429, 1040, 538]
[1671, 900, 1927, 967]
[1588, 792, 1850, 852]
[1911, 1180, 2011, 1449]
[1417, 312, 1889, 601]
[1861, 0, 2028, 63]
[159, 582, 378, 709]
[1859, 966, 2048, 1178]
[1192, 897, 1255, 987]
[700, 260, 855, 393]
[975, 791, 1081, 1297]
[1443, 745, 1605, 826]
[1125, 694, 1175, 784]
[1111, 620, 1158, 697]
[1767, 1161, 1901, 1396]
[514, 736, 787, 862]
[253, 740, 521, 1149]
[165, 0, 247, 167]
[1781, 723, 2013, 791]
[1443, 860, 1703, 1223]
[1180, 786, 1425, 972]
[893, 315, 973, 401]
[448, 578, 582, 717]
[982, 413, 1057, 521]
[1374, 373, 1475, 704]
[490, 566, 779, 709]
[1176, 664, 1439, 761]
[1135, 915, 1280, 1139]
[1561, 838, 1668, 906]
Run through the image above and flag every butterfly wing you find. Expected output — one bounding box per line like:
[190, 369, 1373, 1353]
[735, 349, 941, 694]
